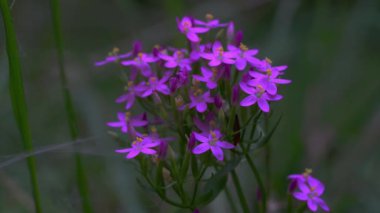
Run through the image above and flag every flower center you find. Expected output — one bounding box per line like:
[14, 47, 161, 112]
[206, 13, 214, 21]
[210, 131, 218, 145]
[183, 21, 192, 31]
[125, 112, 131, 120]
[255, 85, 265, 98]
[239, 43, 248, 51]
[217, 47, 224, 57]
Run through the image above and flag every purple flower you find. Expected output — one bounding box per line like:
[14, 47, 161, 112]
[194, 14, 227, 29]
[177, 17, 209, 42]
[115, 136, 160, 159]
[201, 41, 235, 67]
[228, 44, 260, 71]
[190, 43, 206, 61]
[107, 112, 148, 134]
[159, 50, 192, 71]
[232, 85, 240, 105]
[189, 90, 214, 113]
[115, 81, 141, 109]
[248, 69, 291, 95]
[240, 82, 282, 112]
[121, 53, 158, 77]
[136, 72, 171, 97]
[95, 47, 132, 67]
[193, 66, 221, 89]
[192, 130, 235, 161]
[288, 169, 330, 212]
[193, 113, 217, 132]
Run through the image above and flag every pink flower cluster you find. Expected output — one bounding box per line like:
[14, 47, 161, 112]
[97, 15, 291, 161]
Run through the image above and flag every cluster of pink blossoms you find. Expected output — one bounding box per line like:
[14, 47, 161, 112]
[288, 169, 330, 212]
[97, 15, 291, 161]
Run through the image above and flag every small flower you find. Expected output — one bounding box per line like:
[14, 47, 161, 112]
[228, 43, 260, 71]
[248, 68, 291, 95]
[116, 136, 160, 159]
[107, 112, 148, 133]
[194, 14, 227, 29]
[189, 89, 214, 113]
[201, 41, 235, 67]
[95, 47, 132, 66]
[240, 82, 282, 112]
[177, 17, 209, 42]
[136, 72, 171, 97]
[121, 52, 158, 76]
[159, 50, 192, 71]
[192, 66, 221, 89]
[192, 130, 235, 161]
[288, 169, 330, 212]
[115, 81, 140, 109]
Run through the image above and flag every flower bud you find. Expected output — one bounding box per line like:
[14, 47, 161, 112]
[214, 95, 223, 109]
[232, 85, 239, 105]
[158, 141, 168, 159]
[187, 132, 196, 151]
[132, 40, 142, 56]
[227, 21, 235, 43]
[234, 30, 243, 46]
[169, 77, 179, 93]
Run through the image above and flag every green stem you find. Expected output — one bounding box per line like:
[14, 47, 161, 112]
[0, 1, 42, 212]
[231, 170, 250, 213]
[296, 203, 307, 213]
[287, 193, 293, 213]
[244, 153, 267, 213]
[224, 187, 239, 213]
[49, 0, 92, 212]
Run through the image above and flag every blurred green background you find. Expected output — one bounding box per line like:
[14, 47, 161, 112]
[1, 0, 379, 212]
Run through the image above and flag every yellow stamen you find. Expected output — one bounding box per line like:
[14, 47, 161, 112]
[239, 43, 248, 51]
[265, 57, 272, 64]
[206, 13, 214, 20]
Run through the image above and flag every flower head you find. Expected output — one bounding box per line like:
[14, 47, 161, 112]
[189, 89, 214, 113]
[116, 136, 160, 159]
[107, 112, 148, 134]
[228, 43, 260, 71]
[240, 82, 282, 112]
[192, 130, 234, 161]
[288, 169, 330, 212]
[177, 16, 209, 42]
[201, 41, 235, 67]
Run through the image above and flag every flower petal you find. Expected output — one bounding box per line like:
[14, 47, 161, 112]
[258, 98, 270, 112]
[235, 58, 247, 71]
[126, 150, 140, 159]
[192, 143, 210, 154]
[194, 132, 209, 143]
[141, 148, 157, 155]
[293, 192, 308, 201]
[210, 146, 224, 161]
[217, 141, 235, 149]
[196, 102, 207, 112]
[307, 199, 318, 212]
[240, 95, 257, 107]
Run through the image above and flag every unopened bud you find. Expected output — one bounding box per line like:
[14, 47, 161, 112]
[232, 85, 239, 105]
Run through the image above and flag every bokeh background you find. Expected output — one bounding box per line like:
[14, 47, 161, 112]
[1, 0, 379, 212]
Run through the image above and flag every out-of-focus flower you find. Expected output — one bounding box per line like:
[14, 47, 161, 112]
[177, 16, 209, 42]
[107, 112, 148, 133]
[189, 89, 214, 113]
[192, 67, 221, 89]
[288, 169, 330, 212]
[160, 50, 192, 71]
[201, 41, 235, 67]
[228, 43, 260, 71]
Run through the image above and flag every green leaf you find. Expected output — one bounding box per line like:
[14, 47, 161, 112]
[252, 115, 282, 150]
[194, 157, 242, 206]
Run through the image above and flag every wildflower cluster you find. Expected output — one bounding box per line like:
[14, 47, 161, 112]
[98, 14, 291, 210]
[288, 169, 330, 212]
